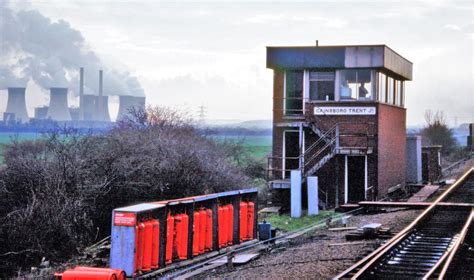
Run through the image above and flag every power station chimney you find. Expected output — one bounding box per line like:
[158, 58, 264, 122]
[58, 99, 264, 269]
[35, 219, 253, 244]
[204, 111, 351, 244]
[79, 67, 84, 120]
[117, 95, 146, 120]
[5, 87, 29, 122]
[47, 87, 72, 121]
[95, 70, 110, 122]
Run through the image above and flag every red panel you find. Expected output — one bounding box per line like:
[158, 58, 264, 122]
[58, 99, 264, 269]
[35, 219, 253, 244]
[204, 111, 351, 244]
[199, 209, 206, 254]
[174, 214, 189, 260]
[113, 212, 136, 226]
[165, 215, 174, 264]
[135, 223, 146, 272]
[247, 202, 255, 239]
[205, 209, 213, 251]
[239, 201, 248, 241]
[218, 206, 226, 248]
[192, 212, 200, 256]
[142, 221, 153, 271]
[150, 219, 160, 269]
[227, 204, 234, 245]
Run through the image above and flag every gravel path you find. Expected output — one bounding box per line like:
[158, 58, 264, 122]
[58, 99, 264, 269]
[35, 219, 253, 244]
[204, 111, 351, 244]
[197, 209, 421, 280]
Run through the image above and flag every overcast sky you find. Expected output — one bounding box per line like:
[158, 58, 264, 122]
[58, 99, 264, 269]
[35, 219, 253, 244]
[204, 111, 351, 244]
[1, 0, 473, 125]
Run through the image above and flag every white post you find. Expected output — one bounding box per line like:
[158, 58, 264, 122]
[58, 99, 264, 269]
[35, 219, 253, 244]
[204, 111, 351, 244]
[307, 176, 319, 216]
[291, 170, 302, 218]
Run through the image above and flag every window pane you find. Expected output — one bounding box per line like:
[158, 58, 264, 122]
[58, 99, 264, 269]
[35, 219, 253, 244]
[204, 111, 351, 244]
[285, 70, 303, 115]
[401, 81, 405, 107]
[339, 69, 373, 101]
[357, 70, 372, 100]
[309, 71, 335, 101]
[339, 70, 357, 100]
[378, 72, 386, 102]
[387, 77, 394, 104]
[395, 80, 402, 106]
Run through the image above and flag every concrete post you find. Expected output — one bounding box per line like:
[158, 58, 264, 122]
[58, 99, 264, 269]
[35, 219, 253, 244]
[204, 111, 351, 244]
[307, 176, 319, 216]
[290, 170, 302, 218]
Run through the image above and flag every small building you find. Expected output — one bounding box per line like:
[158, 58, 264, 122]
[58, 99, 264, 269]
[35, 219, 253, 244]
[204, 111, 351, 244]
[406, 135, 422, 184]
[422, 145, 442, 183]
[266, 44, 413, 208]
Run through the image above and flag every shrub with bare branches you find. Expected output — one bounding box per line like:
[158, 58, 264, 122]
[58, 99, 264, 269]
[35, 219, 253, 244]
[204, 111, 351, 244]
[0, 106, 248, 276]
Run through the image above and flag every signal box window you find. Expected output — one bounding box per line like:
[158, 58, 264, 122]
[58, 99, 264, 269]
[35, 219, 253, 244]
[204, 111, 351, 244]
[285, 70, 303, 115]
[309, 71, 335, 101]
[339, 70, 373, 101]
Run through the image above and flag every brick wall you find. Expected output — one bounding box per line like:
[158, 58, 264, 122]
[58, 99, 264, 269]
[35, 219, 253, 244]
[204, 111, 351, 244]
[377, 103, 406, 197]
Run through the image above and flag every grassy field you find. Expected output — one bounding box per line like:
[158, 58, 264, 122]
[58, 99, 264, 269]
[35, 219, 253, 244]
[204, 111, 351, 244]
[262, 210, 335, 232]
[211, 135, 272, 158]
[0, 132, 272, 164]
[0, 132, 43, 164]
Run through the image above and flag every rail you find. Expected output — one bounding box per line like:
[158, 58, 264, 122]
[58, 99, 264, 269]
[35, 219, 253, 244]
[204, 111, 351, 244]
[157, 207, 365, 280]
[334, 167, 474, 279]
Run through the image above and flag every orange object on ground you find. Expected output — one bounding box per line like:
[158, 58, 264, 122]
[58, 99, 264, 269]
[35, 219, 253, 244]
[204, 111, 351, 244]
[68, 267, 125, 280]
[141, 221, 153, 271]
[205, 209, 213, 251]
[174, 214, 189, 260]
[192, 211, 201, 256]
[55, 267, 122, 280]
[226, 204, 234, 245]
[150, 219, 160, 269]
[239, 201, 248, 241]
[199, 209, 206, 254]
[217, 206, 226, 248]
[247, 202, 255, 239]
[165, 214, 175, 264]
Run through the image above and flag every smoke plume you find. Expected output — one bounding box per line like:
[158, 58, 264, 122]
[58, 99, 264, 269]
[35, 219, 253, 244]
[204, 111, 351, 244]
[0, 3, 145, 97]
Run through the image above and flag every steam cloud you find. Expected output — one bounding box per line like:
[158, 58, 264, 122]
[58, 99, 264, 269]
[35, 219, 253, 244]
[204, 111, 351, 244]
[0, 4, 145, 97]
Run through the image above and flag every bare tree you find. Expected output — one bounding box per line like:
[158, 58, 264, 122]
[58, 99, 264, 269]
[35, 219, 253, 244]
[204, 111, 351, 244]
[422, 110, 457, 154]
[0, 106, 248, 277]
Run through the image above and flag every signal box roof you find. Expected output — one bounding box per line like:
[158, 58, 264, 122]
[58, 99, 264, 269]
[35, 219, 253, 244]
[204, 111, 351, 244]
[266, 44, 412, 80]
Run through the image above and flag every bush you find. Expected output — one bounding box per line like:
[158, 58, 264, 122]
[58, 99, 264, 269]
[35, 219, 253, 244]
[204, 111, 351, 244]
[0, 107, 248, 276]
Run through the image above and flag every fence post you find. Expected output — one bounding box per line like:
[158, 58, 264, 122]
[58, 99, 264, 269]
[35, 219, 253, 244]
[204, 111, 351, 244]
[307, 176, 319, 216]
[291, 170, 302, 218]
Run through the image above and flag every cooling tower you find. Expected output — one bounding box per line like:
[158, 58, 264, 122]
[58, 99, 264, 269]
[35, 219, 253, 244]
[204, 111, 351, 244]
[46, 87, 71, 121]
[117, 96, 146, 120]
[82, 94, 97, 121]
[5, 87, 29, 122]
[96, 95, 111, 122]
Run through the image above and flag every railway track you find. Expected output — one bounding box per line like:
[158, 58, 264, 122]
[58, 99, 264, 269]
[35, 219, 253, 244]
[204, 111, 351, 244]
[335, 167, 474, 280]
[135, 208, 363, 279]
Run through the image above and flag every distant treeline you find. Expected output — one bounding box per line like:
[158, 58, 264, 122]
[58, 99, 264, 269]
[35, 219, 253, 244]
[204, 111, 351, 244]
[200, 126, 272, 136]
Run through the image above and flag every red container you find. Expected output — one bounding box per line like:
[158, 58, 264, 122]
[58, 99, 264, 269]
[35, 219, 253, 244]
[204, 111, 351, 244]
[226, 204, 234, 245]
[142, 221, 154, 271]
[150, 219, 160, 269]
[205, 209, 213, 251]
[247, 202, 255, 239]
[58, 269, 118, 280]
[239, 201, 248, 241]
[199, 209, 206, 254]
[70, 267, 125, 280]
[192, 211, 201, 256]
[174, 214, 189, 260]
[165, 214, 175, 264]
[217, 206, 226, 248]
